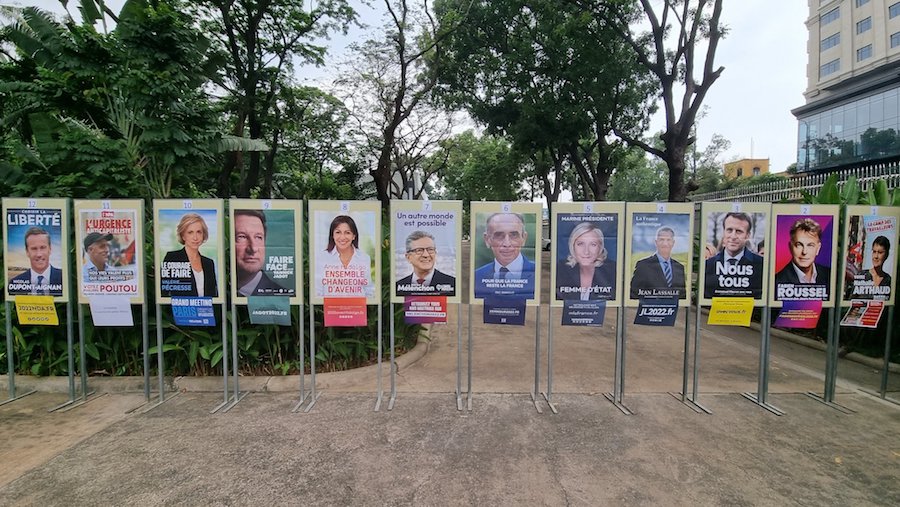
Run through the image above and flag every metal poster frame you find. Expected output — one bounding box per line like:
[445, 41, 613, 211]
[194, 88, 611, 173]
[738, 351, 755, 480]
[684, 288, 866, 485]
[547, 201, 625, 414]
[838, 205, 900, 405]
[767, 203, 842, 411]
[73, 199, 149, 408]
[694, 201, 777, 415]
[154, 199, 228, 412]
[469, 201, 543, 412]
[226, 199, 304, 412]
[305, 200, 382, 412]
[389, 199, 463, 410]
[2, 197, 72, 409]
[622, 202, 695, 415]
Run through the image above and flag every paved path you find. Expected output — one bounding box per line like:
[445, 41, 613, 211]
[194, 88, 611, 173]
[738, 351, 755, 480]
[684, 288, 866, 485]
[1, 248, 898, 504]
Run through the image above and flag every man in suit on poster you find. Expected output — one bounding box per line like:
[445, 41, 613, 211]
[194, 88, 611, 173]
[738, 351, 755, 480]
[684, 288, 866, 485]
[704, 212, 764, 299]
[234, 209, 288, 296]
[9, 227, 63, 296]
[396, 230, 455, 296]
[630, 226, 686, 299]
[774, 217, 831, 300]
[473, 213, 535, 299]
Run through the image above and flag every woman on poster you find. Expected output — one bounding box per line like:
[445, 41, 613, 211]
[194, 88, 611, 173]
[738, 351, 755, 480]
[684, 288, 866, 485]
[161, 213, 218, 297]
[556, 222, 616, 301]
[850, 236, 892, 299]
[317, 215, 375, 298]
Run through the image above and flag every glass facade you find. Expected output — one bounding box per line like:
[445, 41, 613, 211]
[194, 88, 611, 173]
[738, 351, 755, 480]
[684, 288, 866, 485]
[822, 32, 840, 51]
[798, 86, 900, 171]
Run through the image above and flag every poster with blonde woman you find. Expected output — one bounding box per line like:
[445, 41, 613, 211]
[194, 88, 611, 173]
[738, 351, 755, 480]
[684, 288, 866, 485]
[154, 200, 224, 305]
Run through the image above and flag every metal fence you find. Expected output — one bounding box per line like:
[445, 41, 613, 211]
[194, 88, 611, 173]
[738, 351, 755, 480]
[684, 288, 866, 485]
[689, 162, 900, 203]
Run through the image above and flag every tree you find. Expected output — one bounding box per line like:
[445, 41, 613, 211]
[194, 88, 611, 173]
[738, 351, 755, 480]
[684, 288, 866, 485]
[432, 130, 525, 202]
[434, 0, 655, 202]
[0, 2, 246, 199]
[607, 146, 668, 202]
[686, 133, 730, 195]
[190, 0, 356, 197]
[578, 0, 726, 202]
[335, 0, 470, 205]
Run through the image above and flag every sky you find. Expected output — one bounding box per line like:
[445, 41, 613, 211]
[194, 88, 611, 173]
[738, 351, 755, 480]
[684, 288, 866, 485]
[23, 0, 810, 173]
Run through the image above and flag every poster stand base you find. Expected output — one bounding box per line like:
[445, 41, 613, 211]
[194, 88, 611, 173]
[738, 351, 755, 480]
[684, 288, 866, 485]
[0, 389, 36, 407]
[859, 388, 900, 407]
[55, 391, 105, 413]
[603, 392, 633, 415]
[530, 391, 543, 414]
[540, 392, 559, 414]
[805, 391, 855, 414]
[127, 390, 181, 414]
[219, 391, 249, 414]
[48, 390, 99, 413]
[668, 391, 711, 414]
[740, 392, 784, 416]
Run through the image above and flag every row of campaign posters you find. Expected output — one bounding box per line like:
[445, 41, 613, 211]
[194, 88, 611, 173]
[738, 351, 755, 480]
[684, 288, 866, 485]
[3, 198, 898, 330]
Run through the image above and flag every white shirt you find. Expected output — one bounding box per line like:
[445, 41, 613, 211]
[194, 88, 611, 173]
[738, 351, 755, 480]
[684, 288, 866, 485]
[491, 254, 525, 279]
[791, 262, 818, 284]
[316, 247, 374, 298]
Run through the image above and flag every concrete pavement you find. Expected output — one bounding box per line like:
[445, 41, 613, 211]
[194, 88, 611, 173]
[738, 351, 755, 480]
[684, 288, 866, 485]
[2, 303, 900, 505]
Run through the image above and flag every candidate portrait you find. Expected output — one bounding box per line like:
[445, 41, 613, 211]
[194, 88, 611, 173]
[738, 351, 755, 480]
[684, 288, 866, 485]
[160, 212, 218, 298]
[473, 212, 536, 299]
[234, 209, 290, 297]
[629, 225, 686, 299]
[396, 230, 455, 296]
[703, 212, 764, 299]
[8, 226, 63, 296]
[556, 221, 616, 301]
[774, 217, 831, 300]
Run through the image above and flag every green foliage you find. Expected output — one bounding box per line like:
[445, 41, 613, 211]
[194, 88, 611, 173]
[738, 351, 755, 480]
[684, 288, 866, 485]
[0, 2, 229, 200]
[608, 147, 668, 202]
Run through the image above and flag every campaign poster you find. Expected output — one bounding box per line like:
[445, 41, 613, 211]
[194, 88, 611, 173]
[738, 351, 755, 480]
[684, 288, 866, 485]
[551, 202, 624, 314]
[469, 201, 542, 306]
[390, 200, 462, 304]
[229, 199, 303, 305]
[3, 198, 69, 303]
[842, 205, 899, 307]
[768, 204, 839, 308]
[154, 199, 225, 305]
[74, 199, 143, 305]
[624, 202, 694, 308]
[698, 202, 770, 306]
[309, 200, 381, 306]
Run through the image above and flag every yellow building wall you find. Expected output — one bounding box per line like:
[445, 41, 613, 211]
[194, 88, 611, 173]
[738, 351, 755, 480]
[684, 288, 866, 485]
[723, 158, 770, 180]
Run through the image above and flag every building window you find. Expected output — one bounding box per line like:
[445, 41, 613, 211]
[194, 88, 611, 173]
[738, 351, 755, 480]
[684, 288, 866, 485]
[753, 167, 761, 176]
[857, 17, 872, 34]
[821, 33, 840, 50]
[856, 0, 869, 6]
[857, 44, 873, 61]
[821, 7, 840, 25]
[737, 168, 743, 177]
[820, 58, 840, 78]
[891, 3, 900, 18]
[892, 32, 900, 48]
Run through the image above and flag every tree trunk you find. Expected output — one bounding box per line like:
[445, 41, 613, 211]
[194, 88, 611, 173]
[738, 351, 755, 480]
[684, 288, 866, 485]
[666, 145, 687, 202]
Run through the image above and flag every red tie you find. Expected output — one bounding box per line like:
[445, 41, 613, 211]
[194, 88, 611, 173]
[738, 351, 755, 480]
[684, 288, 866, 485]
[417, 278, 425, 284]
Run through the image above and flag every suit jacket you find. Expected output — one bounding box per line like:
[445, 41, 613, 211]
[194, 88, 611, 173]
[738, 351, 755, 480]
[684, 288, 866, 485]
[244, 271, 291, 296]
[161, 248, 218, 298]
[629, 254, 686, 299]
[703, 248, 763, 299]
[555, 261, 616, 301]
[474, 256, 536, 299]
[9, 266, 63, 295]
[396, 269, 456, 296]
[774, 262, 830, 300]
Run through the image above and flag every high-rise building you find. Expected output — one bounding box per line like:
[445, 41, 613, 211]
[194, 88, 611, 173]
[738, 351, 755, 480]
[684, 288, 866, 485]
[793, 0, 900, 172]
